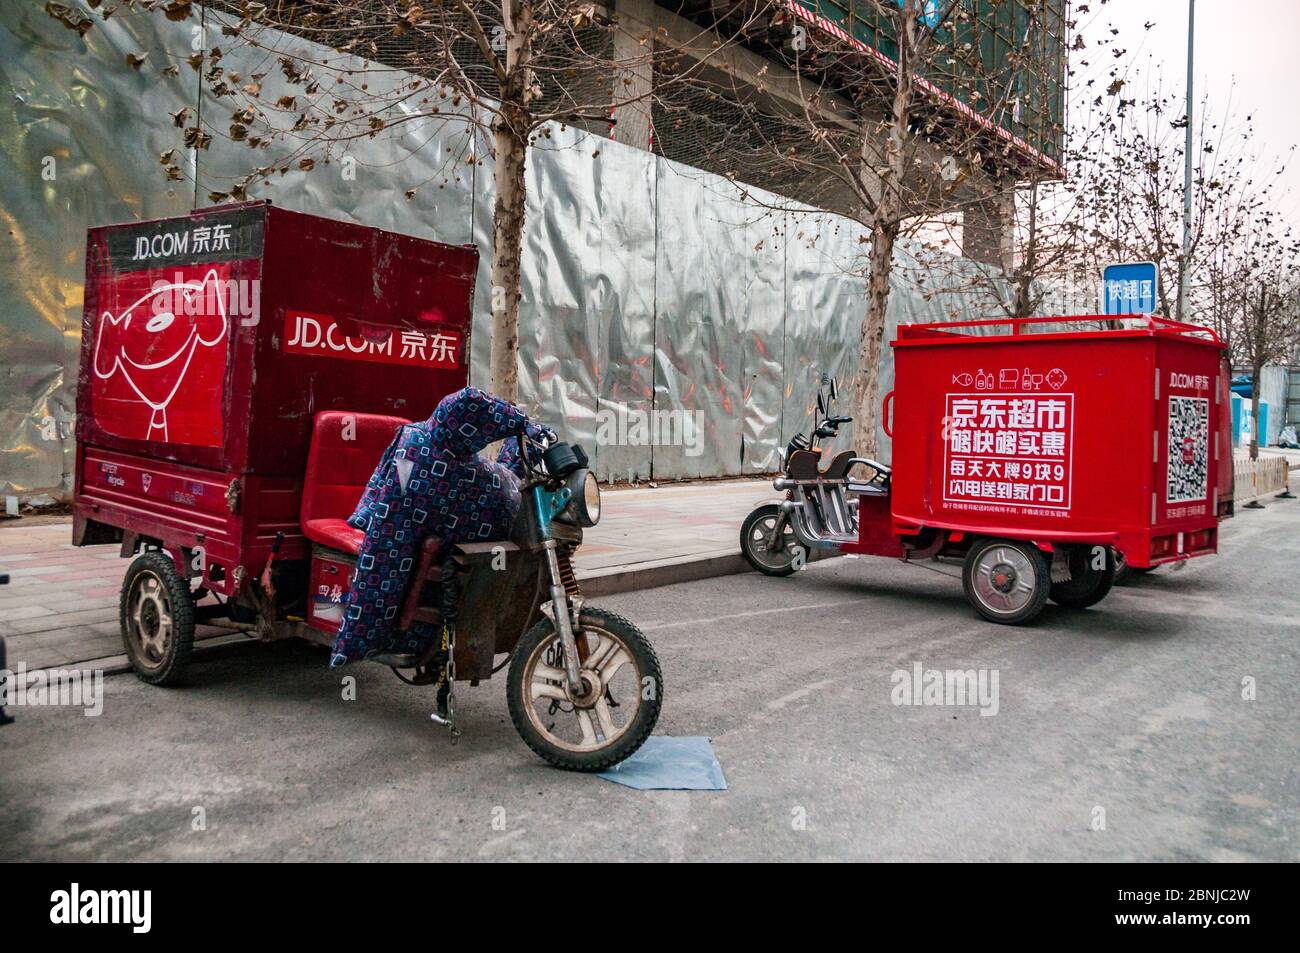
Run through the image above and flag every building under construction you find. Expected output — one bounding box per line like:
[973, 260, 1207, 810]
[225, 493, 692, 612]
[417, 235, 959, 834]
[0, 0, 1069, 495]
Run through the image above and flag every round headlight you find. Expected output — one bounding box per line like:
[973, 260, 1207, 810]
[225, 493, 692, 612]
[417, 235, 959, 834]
[581, 470, 601, 526]
[560, 469, 601, 527]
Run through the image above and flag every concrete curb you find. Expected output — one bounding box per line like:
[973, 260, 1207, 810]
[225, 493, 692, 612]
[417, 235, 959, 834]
[14, 631, 258, 680]
[579, 550, 749, 597]
[578, 544, 838, 597]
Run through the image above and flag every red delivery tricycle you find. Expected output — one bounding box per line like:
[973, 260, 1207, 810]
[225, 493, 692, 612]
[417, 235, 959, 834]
[741, 314, 1233, 624]
[72, 202, 661, 770]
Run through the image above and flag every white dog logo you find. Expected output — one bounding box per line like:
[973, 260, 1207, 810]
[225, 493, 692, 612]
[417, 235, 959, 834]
[92, 269, 228, 441]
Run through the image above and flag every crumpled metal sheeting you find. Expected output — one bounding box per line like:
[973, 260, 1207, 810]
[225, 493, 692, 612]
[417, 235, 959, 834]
[555, 132, 657, 482]
[652, 160, 775, 479]
[782, 212, 870, 465]
[1257, 365, 1288, 446]
[495, 124, 660, 481]
[199, 16, 480, 249]
[736, 199, 792, 477]
[1, 7, 1069, 493]
[467, 120, 498, 397]
[514, 128, 602, 460]
[0, 5, 194, 495]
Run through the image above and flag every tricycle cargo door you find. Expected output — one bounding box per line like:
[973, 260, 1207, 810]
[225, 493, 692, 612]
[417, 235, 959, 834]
[78, 204, 267, 471]
[889, 330, 1158, 544]
[1216, 357, 1234, 518]
[1147, 339, 1229, 560]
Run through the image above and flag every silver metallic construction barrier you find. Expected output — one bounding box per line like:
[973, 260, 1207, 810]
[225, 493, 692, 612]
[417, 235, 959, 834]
[0, 3, 1021, 496]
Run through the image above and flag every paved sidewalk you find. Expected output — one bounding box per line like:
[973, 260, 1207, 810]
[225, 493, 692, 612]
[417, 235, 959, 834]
[0, 479, 771, 671]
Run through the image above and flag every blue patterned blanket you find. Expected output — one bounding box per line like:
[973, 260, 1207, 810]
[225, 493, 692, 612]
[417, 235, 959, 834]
[329, 387, 544, 666]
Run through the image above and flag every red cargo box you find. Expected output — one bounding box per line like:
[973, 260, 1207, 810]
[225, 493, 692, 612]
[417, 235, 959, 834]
[887, 315, 1230, 568]
[73, 201, 477, 595]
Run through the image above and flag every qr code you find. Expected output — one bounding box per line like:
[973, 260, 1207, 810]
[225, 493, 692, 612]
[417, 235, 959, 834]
[1167, 396, 1209, 503]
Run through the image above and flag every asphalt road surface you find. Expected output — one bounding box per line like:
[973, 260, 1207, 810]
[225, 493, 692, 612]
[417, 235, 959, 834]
[2, 499, 1296, 862]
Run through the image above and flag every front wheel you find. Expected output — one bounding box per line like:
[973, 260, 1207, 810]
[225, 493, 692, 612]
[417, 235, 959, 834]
[1049, 545, 1117, 609]
[740, 504, 801, 576]
[507, 606, 662, 771]
[120, 551, 196, 685]
[962, 538, 1050, 625]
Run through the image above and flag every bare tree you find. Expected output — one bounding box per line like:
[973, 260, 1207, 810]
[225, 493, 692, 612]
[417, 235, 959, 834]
[1231, 230, 1300, 459]
[666, 0, 1066, 456]
[52, 0, 776, 402]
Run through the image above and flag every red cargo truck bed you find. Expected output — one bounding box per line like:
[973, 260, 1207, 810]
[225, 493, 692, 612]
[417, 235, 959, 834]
[73, 201, 477, 596]
[886, 315, 1230, 568]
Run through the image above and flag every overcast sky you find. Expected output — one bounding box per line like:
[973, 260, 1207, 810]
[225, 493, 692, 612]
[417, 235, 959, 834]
[1076, 0, 1300, 230]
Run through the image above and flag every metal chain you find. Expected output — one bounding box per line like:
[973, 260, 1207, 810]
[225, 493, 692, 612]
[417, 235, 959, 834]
[430, 621, 461, 743]
[430, 558, 462, 744]
[444, 620, 459, 744]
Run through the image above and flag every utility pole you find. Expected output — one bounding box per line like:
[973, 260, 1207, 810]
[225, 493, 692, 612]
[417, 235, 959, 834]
[1177, 0, 1196, 321]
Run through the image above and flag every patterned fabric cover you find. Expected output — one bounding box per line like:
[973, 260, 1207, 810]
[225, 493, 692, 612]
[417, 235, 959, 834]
[329, 387, 546, 667]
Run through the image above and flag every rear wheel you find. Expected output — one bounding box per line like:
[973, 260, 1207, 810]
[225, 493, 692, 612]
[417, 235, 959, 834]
[120, 552, 196, 685]
[740, 504, 801, 576]
[1049, 545, 1117, 609]
[507, 607, 662, 772]
[1113, 550, 1156, 585]
[962, 538, 1050, 625]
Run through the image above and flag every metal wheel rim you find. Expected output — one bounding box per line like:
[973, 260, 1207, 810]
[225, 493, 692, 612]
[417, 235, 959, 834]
[972, 546, 1038, 616]
[127, 571, 172, 668]
[522, 624, 642, 754]
[747, 514, 797, 569]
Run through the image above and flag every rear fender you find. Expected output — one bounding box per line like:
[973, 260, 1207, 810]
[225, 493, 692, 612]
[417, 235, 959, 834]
[119, 530, 194, 581]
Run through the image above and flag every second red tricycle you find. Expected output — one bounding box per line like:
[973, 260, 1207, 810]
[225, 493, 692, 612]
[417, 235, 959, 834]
[741, 314, 1234, 624]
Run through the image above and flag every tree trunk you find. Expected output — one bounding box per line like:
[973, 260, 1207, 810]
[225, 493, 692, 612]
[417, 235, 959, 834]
[489, 111, 528, 402]
[855, 221, 899, 459]
[1014, 182, 1036, 319]
[1250, 362, 1262, 461]
[487, 0, 534, 403]
[1012, 270, 1033, 319]
[851, 5, 915, 460]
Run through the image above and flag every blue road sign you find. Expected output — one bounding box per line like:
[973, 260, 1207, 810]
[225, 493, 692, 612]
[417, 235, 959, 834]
[1103, 262, 1158, 315]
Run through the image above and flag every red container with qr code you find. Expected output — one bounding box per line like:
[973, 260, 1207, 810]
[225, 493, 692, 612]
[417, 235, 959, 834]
[72, 201, 477, 600]
[876, 314, 1231, 571]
